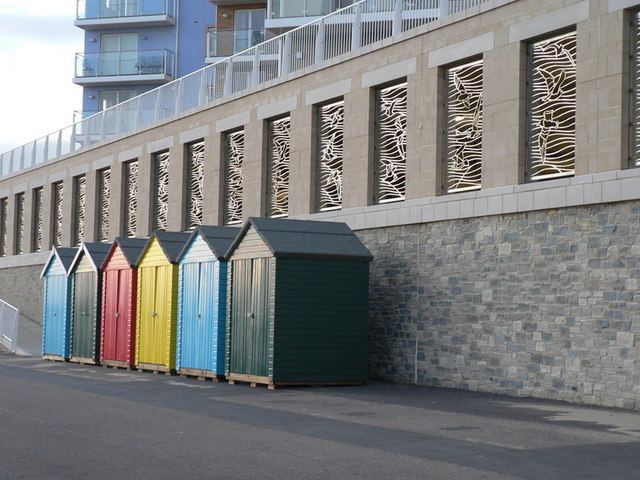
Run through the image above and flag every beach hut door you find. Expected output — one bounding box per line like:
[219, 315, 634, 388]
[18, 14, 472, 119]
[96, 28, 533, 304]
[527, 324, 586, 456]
[103, 269, 130, 361]
[44, 275, 67, 356]
[181, 261, 216, 371]
[230, 258, 271, 377]
[72, 272, 96, 359]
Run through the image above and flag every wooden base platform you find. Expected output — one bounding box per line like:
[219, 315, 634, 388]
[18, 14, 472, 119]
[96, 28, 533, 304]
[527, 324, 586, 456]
[227, 373, 366, 390]
[227, 373, 276, 389]
[43, 354, 66, 362]
[102, 359, 135, 370]
[136, 362, 174, 375]
[177, 367, 225, 382]
[69, 356, 99, 365]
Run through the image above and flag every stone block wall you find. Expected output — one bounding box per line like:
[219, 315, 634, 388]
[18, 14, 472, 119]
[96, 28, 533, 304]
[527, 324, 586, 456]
[361, 200, 640, 409]
[0, 264, 44, 325]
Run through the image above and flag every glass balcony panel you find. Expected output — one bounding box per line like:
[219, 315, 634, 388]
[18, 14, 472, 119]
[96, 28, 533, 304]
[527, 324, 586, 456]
[77, 0, 175, 19]
[75, 50, 175, 77]
[269, 0, 347, 18]
[306, 0, 333, 16]
[208, 28, 270, 57]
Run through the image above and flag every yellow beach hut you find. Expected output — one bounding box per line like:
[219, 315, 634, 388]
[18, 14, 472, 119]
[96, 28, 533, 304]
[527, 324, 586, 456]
[135, 231, 190, 373]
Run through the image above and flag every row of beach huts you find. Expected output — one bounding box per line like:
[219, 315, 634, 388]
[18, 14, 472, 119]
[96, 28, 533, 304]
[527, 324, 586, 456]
[41, 217, 373, 389]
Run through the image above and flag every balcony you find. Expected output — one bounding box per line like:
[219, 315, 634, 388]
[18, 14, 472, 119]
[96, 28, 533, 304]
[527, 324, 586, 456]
[74, 49, 175, 86]
[206, 27, 274, 61]
[267, 0, 354, 29]
[209, 1, 263, 5]
[75, 0, 176, 29]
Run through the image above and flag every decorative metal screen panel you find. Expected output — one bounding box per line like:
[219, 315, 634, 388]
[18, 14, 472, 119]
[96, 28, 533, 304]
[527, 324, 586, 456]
[153, 151, 170, 231]
[0, 197, 7, 257]
[375, 82, 407, 203]
[185, 141, 205, 230]
[123, 160, 139, 238]
[632, 12, 640, 167]
[97, 168, 111, 243]
[527, 31, 576, 181]
[14, 193, 25, 255]
[52, 182, 64, 248]
[32, 187, 44, 252]
[267, 117, 291, 218]
[445, 60, 483, 193]
[73, 175, 87, 246]
[317, 100, 344, 211]
[224, 130, 244, 225]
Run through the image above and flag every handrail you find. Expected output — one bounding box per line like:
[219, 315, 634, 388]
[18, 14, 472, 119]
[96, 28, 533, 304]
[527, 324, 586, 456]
[0, 0, 490, 179]
[0, 298, 19, 353]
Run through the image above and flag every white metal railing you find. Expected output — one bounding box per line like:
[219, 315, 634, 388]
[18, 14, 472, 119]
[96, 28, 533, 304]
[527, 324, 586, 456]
[0, 0, 490, 179]
[0, 299, 19, 353]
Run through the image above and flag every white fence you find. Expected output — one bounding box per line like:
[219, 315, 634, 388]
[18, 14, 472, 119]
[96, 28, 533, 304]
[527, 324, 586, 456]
[0, 0, 490, 179]
[0, 299, 19, 353]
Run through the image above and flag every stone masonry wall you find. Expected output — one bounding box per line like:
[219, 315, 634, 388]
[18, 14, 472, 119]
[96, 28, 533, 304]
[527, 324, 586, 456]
[361, 200, 640, 410]
[0, 265, 44, 325]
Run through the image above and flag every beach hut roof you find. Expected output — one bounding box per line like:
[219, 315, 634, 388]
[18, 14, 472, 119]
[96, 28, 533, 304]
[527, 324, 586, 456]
[69, 242, 112, 273]
[179, 225, 241, 261]
[228, 217, 373, 262]
[103, 237, 149, 268]
[40, 247, 78, 278]
[141, 230, 191, 264]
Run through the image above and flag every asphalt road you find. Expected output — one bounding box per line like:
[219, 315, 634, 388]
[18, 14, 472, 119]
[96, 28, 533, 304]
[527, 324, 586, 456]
[1, 351, 640, 480]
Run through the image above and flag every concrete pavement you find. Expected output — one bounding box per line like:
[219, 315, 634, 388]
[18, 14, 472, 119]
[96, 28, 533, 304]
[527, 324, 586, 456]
[0, 352, 639, 479]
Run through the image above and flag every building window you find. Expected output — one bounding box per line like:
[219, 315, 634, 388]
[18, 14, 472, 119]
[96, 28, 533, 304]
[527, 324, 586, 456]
[224, 130, 244, 225]
[100, 90, 137, 132]
[100, 33, 138, 76]
[97, 168, 111, 243]
[14, 192, 25, 255]
[32, 187, 44, 252]
[99, 90, 136, 111]
[234, 9, 266, 53]
[123, 160, 139, 238]
[72, 175, 87, 246]
[152, 151, 170, 231]
[185, 141, 205, 230]
[375, 81, 407, 203]
[52, 182, 64, 248]
[317, 100, 344, 212]
[631, 12, 640, 167]
[444, 59, 483, 193]
[0, 197, 7, 257]
[526, 31, 576, 181]
[267, 116, 291, 218]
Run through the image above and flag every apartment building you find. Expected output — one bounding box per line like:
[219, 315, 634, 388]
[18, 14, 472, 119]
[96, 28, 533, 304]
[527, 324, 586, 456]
[2, 0, 640, 410]
[74, 0, 217, 118]
[73, 1, 355, 120]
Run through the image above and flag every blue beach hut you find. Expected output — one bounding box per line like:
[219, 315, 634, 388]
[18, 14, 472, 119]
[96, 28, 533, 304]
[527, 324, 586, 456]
[176, 225, 239, 379]
[41, 247, 78, 360]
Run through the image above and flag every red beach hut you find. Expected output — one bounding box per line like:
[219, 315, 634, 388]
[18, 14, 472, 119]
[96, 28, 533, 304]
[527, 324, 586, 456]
[100, 237, 148, 368]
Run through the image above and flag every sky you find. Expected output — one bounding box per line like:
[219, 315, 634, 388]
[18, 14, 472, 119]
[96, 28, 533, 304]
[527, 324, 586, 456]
[0, 0, 83, 154]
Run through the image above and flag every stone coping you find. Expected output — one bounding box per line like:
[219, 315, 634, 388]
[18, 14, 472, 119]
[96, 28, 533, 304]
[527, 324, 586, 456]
[297, 168, 640, 231]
